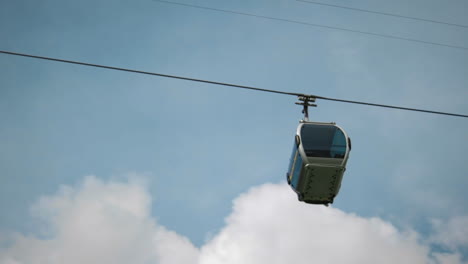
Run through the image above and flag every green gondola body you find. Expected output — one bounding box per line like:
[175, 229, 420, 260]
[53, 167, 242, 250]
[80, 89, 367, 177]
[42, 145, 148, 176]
[287, 121, 351, 205]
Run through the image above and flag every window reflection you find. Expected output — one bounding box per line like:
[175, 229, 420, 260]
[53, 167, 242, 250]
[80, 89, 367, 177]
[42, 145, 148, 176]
[301, 124, 346, 158]
[288, 141, 303, 188]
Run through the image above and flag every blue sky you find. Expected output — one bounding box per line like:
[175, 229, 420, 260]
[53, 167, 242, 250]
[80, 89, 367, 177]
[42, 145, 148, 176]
[1, 0, 468, 262]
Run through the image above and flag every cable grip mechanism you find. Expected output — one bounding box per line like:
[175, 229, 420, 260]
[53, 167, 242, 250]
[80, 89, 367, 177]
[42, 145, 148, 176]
[295, 95, 317, 121]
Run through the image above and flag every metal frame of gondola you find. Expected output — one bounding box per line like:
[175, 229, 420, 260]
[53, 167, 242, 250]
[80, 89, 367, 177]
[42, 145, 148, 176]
[295, 96, 317, 121]
[294, 95, 351, 168]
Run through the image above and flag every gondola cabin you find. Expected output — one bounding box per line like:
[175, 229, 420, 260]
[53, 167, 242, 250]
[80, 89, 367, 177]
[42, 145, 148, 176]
[287, 121, 351, 205]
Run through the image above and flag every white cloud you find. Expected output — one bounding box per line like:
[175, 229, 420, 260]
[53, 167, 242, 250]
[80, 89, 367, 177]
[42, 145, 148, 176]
[0, 176, 199, 264]
[200, 183, 430, 264]
[432, 252, 466, 264]
[431, 216, 468, 251]
[0, 177, 466, 264]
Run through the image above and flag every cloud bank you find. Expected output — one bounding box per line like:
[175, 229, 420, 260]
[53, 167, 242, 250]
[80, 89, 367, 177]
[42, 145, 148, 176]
[0, 176, 465, 264]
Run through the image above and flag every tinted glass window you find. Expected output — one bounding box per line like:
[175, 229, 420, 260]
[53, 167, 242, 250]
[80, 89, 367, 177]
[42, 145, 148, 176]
[287, 142, 298, 175]
[301, 124, 346, 158]
[287, 141, 303, 189]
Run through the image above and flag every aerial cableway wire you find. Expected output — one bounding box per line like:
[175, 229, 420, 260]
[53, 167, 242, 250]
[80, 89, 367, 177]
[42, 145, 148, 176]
[1, 50, 467, 118]
[152, 0, 468, 51]
[296, 0, 468, 29]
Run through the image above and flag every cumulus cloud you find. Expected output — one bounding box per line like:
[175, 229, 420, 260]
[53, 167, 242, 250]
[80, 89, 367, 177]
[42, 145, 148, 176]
[0, 176, 199, 264]
[0, 177, 466, 264]
[431, 216, 468, 251]
[201, 183, 429, 264]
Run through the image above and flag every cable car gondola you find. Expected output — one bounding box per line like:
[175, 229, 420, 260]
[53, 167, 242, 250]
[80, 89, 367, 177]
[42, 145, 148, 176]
[286, 97, 351, 205]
